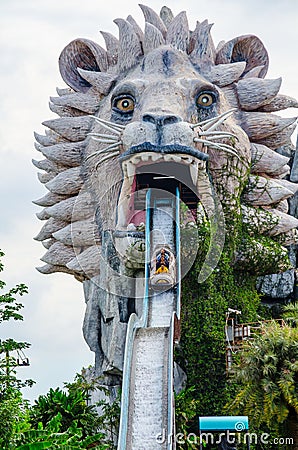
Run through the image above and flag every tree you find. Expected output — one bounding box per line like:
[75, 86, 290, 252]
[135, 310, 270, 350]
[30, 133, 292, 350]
[226, 319, 298, 448]
[29, 386, 100, 438]
[14, 412, 109, 449]
[28, 370, 120, 449]
[0, 251, 118, 449]
[0, 250, 34, 448]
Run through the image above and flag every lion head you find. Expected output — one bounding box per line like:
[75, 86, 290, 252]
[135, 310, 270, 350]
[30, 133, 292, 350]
[34, 4, 298, 282]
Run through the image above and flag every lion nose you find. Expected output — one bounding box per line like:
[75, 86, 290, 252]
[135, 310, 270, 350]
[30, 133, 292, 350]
[142, 114, 182, 127]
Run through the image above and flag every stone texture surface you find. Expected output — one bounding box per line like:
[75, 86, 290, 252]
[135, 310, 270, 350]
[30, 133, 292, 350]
[83, 231, 134, 375]
[257, 137, 298, 302]
[174, 362, 187, 393]
[290, 136, 298, 182]
[257, 270, 295, 299]
[257, 247, 297, 299]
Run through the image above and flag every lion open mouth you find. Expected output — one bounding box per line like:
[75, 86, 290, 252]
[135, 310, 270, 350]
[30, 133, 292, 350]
[117, 145, 209, 229]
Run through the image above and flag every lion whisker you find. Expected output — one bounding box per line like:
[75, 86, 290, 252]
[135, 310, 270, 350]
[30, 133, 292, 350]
[194, 136, 238, 154]
[90, 119, 121, 134]
[200, 134, 236, 141]
[90, 115, 124, 133]
[96, 117, 125, 131]
[95, 151, 119, 169]
[200, 130, 238, 140]
[86, 143, 121, 161]
[208, 145, 239, 159]
[194, 138, 240, 159]
[90, 137, 121, 144]
[202, 110, 236, 132]
[219, 143, 240, 154]
[98, 123, 121, 135]
[191, 108, 236, 130]
[88, 132, 120, 141]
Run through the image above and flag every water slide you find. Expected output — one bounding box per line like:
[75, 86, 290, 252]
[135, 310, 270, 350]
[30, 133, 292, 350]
[118, 188, 181, 449]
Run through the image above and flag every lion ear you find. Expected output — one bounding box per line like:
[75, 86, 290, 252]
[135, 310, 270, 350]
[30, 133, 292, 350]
[59, 38, 108, 92]
[215, 35, 269, 78]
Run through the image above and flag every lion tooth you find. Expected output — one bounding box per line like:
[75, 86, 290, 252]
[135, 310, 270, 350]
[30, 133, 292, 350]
[127, 223, 137, 231]
[181, 156, 192, 164]
[172, 155, 181, 163]
[122, 161, 128, 177]
[131, 155, 140, 164]
[127, 161, 135, 184]
[141, 153, 149, 161]
[164, 154, 172, 161]
[152, 154, 160, 161]
[190, 162, 198, 186]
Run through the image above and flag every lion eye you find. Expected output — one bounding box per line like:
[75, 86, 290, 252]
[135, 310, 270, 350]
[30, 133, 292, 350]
[196, 92, 216, 108]
[113, 96, 135, 113]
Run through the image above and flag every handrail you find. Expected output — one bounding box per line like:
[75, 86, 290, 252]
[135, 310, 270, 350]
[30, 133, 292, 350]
[175, 187, 181, 321]
[117, 313, 138, 450]
[117, 189, 152, 449]
[141, 188, 152, 328]
[167, 312, 176, 449]
[166, 188, 181, 449]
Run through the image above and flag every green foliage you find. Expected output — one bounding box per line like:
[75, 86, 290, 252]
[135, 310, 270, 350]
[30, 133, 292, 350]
[177, 199, 262, 441]
[0, 389, 25, 449]
[237, 234, 291, 275]
[0, 250, 34, 449]
[0, 372, 120, 449]
[225, 320, 298, 441]
[179, 250, 261, 418]
[29, 386, 100, 438]
[0, 249, 28, 325]
[65, 369, 120, 448]
[282, 302, 298, 327]
[28, 370, 120, 449]
[176, 194, 293, 442]
[0, 252, 119, 448]
[0, 250, 33, 397]
[175, 387, 200, 449]
[0, 340, 34, 396]
[94, 386, 120, 448]
[15, 412, 109, 449]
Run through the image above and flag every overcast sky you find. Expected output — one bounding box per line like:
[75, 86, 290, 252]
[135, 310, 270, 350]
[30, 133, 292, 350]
[0, 0, 297, 403]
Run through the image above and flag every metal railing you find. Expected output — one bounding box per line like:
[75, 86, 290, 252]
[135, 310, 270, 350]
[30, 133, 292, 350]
[117, 190, 153, 449]
[117, 312, 138, 449]
[117, 188, 180, 449]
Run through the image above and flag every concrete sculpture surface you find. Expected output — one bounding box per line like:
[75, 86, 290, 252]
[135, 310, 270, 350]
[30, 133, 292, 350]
[34, 4, 297, 395]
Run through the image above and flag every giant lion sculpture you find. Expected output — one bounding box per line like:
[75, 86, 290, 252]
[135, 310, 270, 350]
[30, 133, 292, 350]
[34, 5, 297, 395]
